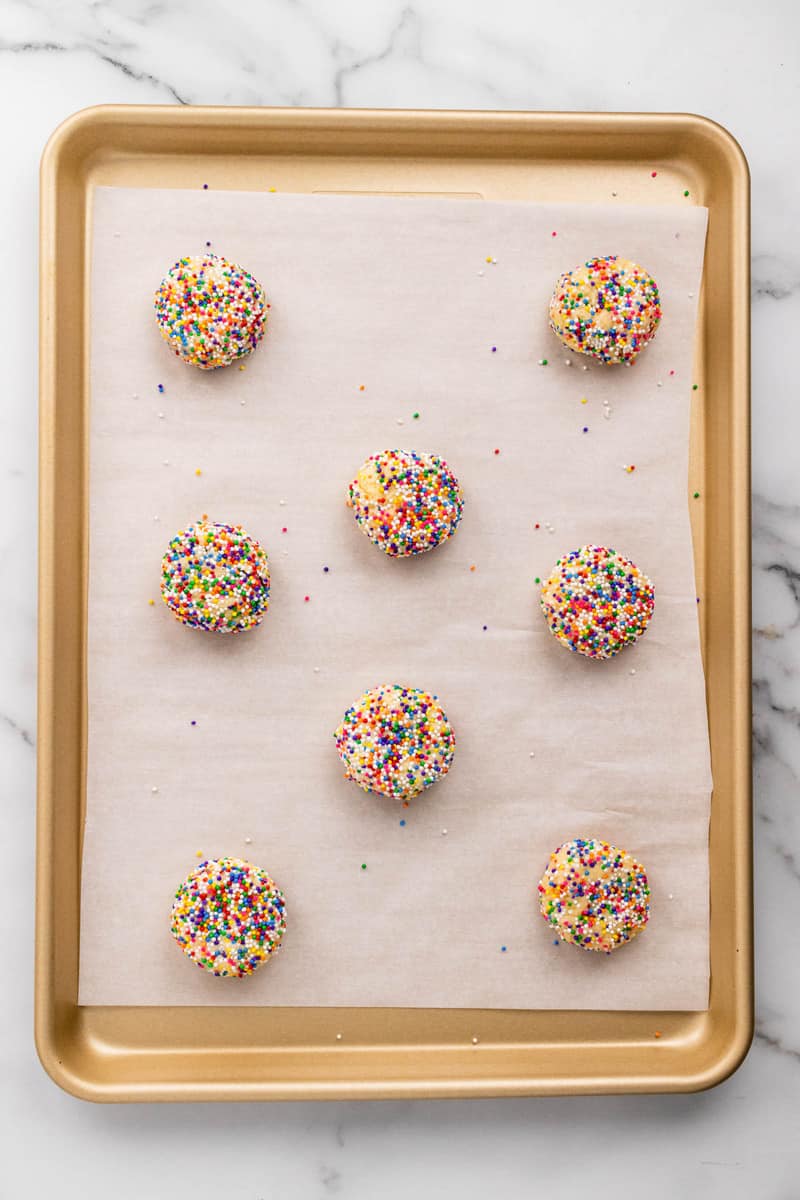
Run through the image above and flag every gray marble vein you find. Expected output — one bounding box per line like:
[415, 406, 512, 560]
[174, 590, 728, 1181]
[0, 711, 34, 749]
[0, 37, 189, 102]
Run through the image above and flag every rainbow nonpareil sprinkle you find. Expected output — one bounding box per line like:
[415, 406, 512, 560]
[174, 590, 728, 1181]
[540, 545, 654, 659]
[161, 519, 270, 633]
[334, 683, 455, 799]
[549, 256, 661, 363]
[171, 857, 286, 977]
[537, 837, 650, 953]
[154, 254, 268, 369]
[347, 449, 464, 557]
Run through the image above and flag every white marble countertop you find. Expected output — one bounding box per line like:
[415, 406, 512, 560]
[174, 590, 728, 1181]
[2, 1, 797, 1195]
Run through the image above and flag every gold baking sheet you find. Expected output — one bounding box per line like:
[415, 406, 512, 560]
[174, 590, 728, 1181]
[37, 105, 751, 1100]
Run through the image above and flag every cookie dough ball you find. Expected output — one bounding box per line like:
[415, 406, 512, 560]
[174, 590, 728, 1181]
[334, 683, 455, 799]
[171, 857, 287, 977]
[538, 837, 650, 952]
[347, 449, 464, 557]
[154, 253, 268, 369]
[549, 256, 661, 363]
[161, 519, 270, 633]
[540, 545, 654, 659]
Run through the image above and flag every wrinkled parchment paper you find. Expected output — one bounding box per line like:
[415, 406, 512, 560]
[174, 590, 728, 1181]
[79, 188, 710, 1008]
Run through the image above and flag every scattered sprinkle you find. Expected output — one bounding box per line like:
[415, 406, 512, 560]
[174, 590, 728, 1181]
[580, 396, 588, 404]
[399, 819, 406, 827]
[244, 837, 252, 845]
[281, 527, 287, 533]
[441, 829, 448, 836]
[654, 1031, 662, 1039]
[538, 358, 548, 366]
[624, 464, 636, 473]
[551, 231, 557, 237]
[202, 183, 208, 189]
[692, 384, 699, 391]
[190, 720, 197, 726]
[359, 384, 365, 391]
[196, 850, 203, 857]
[151, 786, 158, 793]
[482, 625, 488, 631]
[683, 190, 689, 197]
[195, 468, 202, 476]
[651, 170, 658, 178]
[304, 595, 310, 602]
[470, 564, 476, 572]
[693, 491, 700, 499]
[361, 863, 367, 871]
[493, 448, 500, 455]
[491, 346, 497, 353]
[582, 426, 588, 433]
[323, 566, 329, 573]
[148, 599, 155, 606]
[268, 187, 277, 193]
[336, 1032, 343, 1041]
[412, 411, 419, 419]
[471, 1037, 479, 1045]
[157, 383, 164, 393]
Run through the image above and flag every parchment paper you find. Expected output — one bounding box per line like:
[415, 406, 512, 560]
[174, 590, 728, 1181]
[79, 187, 711, 1009]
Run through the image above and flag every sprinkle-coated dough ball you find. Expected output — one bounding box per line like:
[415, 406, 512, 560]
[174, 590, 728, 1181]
[538, 837, 650, 952]
[161, 519, 270, 633]
[171, 857, 287, 977]
[540, 545, 654, 659]
[334, 683, 455, 799]
[347, 449, 464, 557]
[154, 253, 268, 369]
[549, 256, 661, 363]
